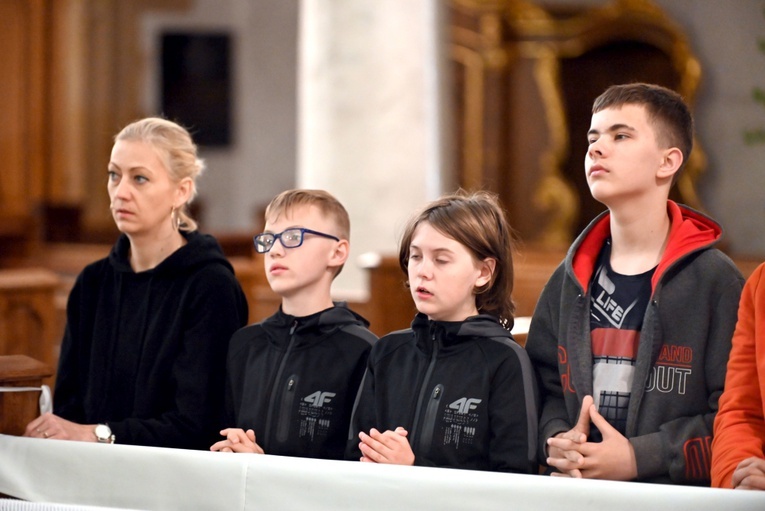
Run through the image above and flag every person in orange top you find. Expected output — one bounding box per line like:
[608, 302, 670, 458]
[712, 262, 765, 490]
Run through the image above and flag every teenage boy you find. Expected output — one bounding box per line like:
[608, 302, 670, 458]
[211, 189, 376, 459]
[525, 83, 744, 485]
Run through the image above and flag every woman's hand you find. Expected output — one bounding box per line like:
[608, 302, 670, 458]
[24, 412, 98, 442]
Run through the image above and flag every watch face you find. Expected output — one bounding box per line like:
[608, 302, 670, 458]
[95, 424, 112, 440]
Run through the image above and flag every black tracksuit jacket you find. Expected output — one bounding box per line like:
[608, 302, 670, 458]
[225, 305, 376, 459]
[347, 313, 539, 473]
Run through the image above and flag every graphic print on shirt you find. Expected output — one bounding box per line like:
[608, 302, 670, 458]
[645, 344, 694, 395]
[438, 394, 482, 449]
[296, 389, 337, 441]
[590, 241, 653, 436]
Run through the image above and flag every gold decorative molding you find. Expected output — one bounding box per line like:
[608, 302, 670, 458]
[532, 46, 579, 248]
[448, 0, 705, 248]
[538, 0, 705, 215]
[450, 45, 486, 189]
[450, 4, 518, 191]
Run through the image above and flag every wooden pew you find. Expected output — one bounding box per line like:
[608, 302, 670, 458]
[238, 251, 415, 338]
[734, 256, 762, 280]
[0, 355, 52, 435]
[245, 253, 280, 324]
[4, 244, 266, 389]
[513, 249, 565, 318]
[358, 253, 417, 337]
[0, 269, 61, 386]
[229, 256, 262, 324]
[357, 251, 559, 342]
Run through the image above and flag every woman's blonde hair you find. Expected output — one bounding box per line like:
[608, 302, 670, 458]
[115, 117, 205, 231]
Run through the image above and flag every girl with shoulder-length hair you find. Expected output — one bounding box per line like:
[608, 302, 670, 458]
[348, 190, 538, 473]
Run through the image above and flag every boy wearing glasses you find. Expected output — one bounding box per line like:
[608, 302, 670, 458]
[211, 189, 376, 459]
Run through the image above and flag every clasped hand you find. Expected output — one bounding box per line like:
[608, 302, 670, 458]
[210, 428, 264, 454]
[732, 457, 765, 490]
[358, 427, 415, 465]
[546, 395, 637, 480]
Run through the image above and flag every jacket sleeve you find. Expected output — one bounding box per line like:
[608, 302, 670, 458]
[488, 344, 539, 473]
[525, 268, 573, 464]
[345, 362, 374, 461]
[52, 275, 86, 422]
[631, 274, 743, 484]
[107, 269, 248, 449]
[711, 264, 765, 488]
[223, 328, 250, 429]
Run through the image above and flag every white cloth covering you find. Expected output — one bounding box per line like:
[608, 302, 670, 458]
[0, 386, 51, 416]
[0, 500, 139, 511]
[0, 434, 763, 511]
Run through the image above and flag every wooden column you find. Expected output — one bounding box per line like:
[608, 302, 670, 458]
[0, 0, 49, 261]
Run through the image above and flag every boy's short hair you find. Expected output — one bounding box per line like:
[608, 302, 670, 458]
[592, 83, 693, 182]
[264, 189, 350, 276]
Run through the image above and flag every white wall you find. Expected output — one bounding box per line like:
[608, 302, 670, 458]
[661, 0, 765, 256]
[141, 0, 298, 233]
[297, 0, 449, 298]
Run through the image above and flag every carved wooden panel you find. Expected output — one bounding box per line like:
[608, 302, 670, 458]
[0, 0, 195, 252]
[449, 0, 702, 248]
[0, 269, 60, 387]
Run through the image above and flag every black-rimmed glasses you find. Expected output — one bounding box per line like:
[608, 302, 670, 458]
[253, 228, 340, 254]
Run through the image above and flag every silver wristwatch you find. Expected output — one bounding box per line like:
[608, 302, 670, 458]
[94, 423, 115, 444]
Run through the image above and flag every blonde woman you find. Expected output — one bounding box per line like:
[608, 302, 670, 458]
[24, 117, 248, 449]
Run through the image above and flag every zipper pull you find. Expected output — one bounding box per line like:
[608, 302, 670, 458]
[289, 320, 298, 336]
[430, 330, 439, 358]
[432, 387, 440, 399]
[287, 378, 295, 391]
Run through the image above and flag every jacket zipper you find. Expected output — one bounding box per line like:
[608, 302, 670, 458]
[410, 332, 440, 448]
[264, 320, 298, 448]
[276, 374, 298, 443]
[418, 383, 443, 452]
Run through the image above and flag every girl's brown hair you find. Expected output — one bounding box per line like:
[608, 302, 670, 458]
[398, 190, 516, 327]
